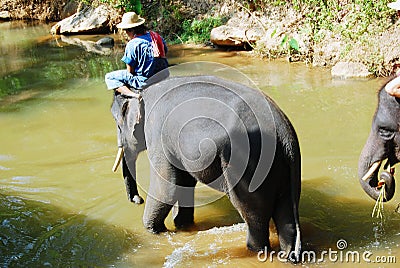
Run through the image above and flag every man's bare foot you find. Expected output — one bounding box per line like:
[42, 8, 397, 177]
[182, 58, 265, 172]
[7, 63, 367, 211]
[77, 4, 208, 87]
[116, 86, 140, 98]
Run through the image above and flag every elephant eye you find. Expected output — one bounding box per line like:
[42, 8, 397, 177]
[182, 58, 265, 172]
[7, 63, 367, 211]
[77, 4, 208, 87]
[378, 128, 395, 140]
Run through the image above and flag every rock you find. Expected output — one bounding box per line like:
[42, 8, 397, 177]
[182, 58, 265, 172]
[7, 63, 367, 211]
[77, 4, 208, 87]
[0, 10, 10, 20]
[51, 4, 113, 35]
[96, 37, 114, 47]
[60, 0, 79, 19]
[60, 36, 113, 55]
[210, 25, 263, 47]
[312, 31, 343, 67]
[331, 62, 374, 79]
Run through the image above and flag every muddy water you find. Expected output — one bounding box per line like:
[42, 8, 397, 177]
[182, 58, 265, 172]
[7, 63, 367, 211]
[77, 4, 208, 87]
[1, 21, 399, 267]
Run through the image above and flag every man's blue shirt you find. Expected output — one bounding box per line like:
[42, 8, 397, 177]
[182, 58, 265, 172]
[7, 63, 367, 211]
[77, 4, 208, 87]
[121, 32, 167, 89]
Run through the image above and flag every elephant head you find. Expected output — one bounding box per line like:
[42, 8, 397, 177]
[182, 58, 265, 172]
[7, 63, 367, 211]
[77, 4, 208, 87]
[358, 77, 400, 202]
[110, 92, 146, 204]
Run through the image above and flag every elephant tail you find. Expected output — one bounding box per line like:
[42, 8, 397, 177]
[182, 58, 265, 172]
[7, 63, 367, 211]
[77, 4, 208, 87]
[264, 92, 301, 261]
[279, 108, 302, 262]
[289, 149, 302, 262]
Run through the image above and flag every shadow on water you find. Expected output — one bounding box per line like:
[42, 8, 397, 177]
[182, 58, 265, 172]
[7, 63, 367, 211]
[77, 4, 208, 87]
[178, 196, 244, 232]
[0, 191, 140, 267]
[300, 177, 400, 252]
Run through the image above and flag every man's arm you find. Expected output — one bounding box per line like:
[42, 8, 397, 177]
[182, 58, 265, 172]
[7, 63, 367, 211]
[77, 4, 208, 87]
[126, 64, 134, 74]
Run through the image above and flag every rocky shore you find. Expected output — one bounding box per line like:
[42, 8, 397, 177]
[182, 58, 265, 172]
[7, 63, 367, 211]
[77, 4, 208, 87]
[1, 0, 399, 78]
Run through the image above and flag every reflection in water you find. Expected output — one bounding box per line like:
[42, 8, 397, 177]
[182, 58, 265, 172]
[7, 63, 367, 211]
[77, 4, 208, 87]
[1, 22, 400, 267]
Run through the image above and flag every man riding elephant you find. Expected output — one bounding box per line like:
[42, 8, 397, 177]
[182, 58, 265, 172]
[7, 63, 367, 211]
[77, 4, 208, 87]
[104, 12, 169, 204]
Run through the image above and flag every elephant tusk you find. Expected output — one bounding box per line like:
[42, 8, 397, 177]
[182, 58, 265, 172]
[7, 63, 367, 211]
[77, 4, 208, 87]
[361, 161, 382, 181]
[112, 147, 124, 172]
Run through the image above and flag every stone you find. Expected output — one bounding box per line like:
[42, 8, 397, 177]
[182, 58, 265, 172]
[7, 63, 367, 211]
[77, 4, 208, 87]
[96, 37, 114, 47]
[51, 4, 113, 35]
[0, 10, 10, 20]
[331, 62, 374, 79]
[210, 25, 263, 47]
[60, 0, 79, 19]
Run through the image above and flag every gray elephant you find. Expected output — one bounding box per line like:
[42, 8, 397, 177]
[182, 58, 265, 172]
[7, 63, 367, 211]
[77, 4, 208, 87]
[358, 77, 398, 202]
[111, 74, 301, 261]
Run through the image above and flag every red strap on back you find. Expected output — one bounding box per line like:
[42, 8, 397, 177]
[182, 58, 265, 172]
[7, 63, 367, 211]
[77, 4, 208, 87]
[149, 31, 166, 58]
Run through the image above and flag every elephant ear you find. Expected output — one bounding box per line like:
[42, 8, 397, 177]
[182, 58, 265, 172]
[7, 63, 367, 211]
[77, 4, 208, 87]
[111, 93, 129, 126]
[124, 98, 143, 134]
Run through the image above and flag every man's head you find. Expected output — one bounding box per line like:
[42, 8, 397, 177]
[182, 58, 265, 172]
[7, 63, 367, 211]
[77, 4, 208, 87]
[125, 25, 146, 36]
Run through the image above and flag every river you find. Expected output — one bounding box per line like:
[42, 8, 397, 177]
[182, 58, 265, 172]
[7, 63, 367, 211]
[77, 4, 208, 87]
[0, 21, 399, 267]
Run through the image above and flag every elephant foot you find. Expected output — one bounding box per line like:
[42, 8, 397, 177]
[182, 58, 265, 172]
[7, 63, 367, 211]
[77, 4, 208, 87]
[143, 217, 167, 233]
[130, 195, 144, 204]
[145, 223, 167, 234]
[173, 206, 194, 229]
[246, 225, 270, 253]
[247, 241, 270, 253]
[173, 214, 194, 229]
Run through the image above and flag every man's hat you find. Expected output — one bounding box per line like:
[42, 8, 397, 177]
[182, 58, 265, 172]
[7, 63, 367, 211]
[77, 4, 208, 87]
[117, 12, 145, 29]
[388, 0, 400, 10]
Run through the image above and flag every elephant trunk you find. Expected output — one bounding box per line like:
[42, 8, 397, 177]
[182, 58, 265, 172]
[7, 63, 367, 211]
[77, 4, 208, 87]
[358, 133, 396, 202]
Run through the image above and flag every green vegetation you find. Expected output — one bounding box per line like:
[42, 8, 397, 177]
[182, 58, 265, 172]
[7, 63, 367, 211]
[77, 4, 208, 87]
[81, 0, 142, 14]
[243, 0, 397, 75]
[179, 16, 226, 44]
[140, 1, 228, 44]
[82, 1, 397, 50]
[107, 0, 142, 14]
[245, 0, 395, 42]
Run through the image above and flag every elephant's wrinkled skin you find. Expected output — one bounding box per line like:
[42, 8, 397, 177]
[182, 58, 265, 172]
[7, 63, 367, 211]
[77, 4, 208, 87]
[111, 75, 301, 260]
[358, 77, 399, 202]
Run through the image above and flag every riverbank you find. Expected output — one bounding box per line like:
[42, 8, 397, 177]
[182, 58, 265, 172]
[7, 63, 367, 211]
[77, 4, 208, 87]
[1, 0, 400, 77]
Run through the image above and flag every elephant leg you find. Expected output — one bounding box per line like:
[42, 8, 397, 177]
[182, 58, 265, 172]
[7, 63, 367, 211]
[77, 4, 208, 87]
[240, 202, 271, 251]
[122, 155, 143, 204]
[173, 171, 197, 228]
[173, 206, 194, 229]
[228, 186, 272, 251]
[143, 161, 176, 233]
[272, 191, 301, 262]
[222, 159, 272, 251]
[143, 194, 172, 233]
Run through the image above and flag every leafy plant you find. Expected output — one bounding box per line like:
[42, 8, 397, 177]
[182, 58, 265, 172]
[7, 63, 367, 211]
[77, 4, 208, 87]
[95, 0, 142, 14]
[281, 35, 299, 51]
[115, 0, 142, 13]
[179, 16, 226, 44]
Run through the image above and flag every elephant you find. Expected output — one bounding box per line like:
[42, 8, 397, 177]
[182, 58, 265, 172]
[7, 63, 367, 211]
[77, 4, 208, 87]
[358, 76, 399, 202]
[111, 74, 302, 261]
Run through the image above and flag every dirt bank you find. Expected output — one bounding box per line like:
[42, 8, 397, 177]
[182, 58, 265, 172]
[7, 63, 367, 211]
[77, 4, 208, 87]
[0, 0, 80, 21]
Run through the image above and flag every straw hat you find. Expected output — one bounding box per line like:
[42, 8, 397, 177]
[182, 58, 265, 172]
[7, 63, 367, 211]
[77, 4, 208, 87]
[388, 0, 400, 10]
[117, 12, 145, 29]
